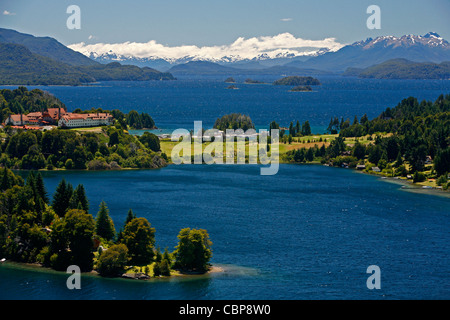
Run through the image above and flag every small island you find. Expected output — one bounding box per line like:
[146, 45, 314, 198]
[224, 77, 236, 83]
[273, 76, 321, 86]
[290, 85, 313, 92]
[227, 85, 239, 90]
[244, 78, 266, 84]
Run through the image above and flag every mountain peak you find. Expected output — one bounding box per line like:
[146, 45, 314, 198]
[355, 32, 449, 50]
[423, 32, 441, 39]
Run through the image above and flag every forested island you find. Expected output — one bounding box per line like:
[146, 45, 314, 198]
[290, 85, 313, 92]
[273, 76, 321, 86]
[0, 169, 213, 278]
[244, 79, 266, 84]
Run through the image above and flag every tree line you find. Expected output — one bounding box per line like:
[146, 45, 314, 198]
[1, 122, 166, 170]
[1, 87, 158, 130]
[282, 94, 450, 188]
[0, 169, 213, 277]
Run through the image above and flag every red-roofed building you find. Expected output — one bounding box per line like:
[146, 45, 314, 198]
[5, 114, 30, 126]
[58, 113, 114, 128]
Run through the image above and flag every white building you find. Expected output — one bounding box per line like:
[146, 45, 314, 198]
[58, 113, 114, 128]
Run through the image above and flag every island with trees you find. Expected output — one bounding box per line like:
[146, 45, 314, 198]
[273, 76, 321, 86]
[0, 169, 214, 278]
[244, 79, 266, 84]
[224, 77, 236, 83]
[290, 85, 313, 92]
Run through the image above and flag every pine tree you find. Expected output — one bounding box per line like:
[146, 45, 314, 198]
[295, 120, 301, 136]
[0, 167, 10, 191]
[125, 209, 136, 225]
[35, 172, 49, 204]
[52, 179, 72, 217]
[69, 184, 89, 213]
[95, 201, 116, 241]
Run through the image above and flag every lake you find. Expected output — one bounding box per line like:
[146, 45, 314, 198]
[1, 164, 449, 300]
[4, 76, 450, 133]
[0, 77, 449, 300]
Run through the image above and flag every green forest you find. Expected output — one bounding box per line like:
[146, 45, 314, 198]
[0, 43, 175, 86]
[213, 113, 255, 131]
[282, 94, 450, 188]
[0, 169, 213, 277]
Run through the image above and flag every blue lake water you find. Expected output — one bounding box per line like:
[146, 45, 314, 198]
[0, 78, 449, 300]
[4, 76, 450, 133]
[1, 164, 449, 300]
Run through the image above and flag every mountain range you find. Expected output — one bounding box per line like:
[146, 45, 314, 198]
[0, 28, 449, 84]
[78, 32, 450, 74]
[0, 28, 175, 85]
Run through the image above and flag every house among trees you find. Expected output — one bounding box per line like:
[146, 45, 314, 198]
[5, 108, 67, 126]
[5, 108, 114, 129]
[58, 113, 114, 128]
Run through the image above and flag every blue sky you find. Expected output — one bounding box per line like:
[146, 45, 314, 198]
[1, 0, 449, 46]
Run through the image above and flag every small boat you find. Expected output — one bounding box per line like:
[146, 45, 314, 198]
[0, 258, 6, 263]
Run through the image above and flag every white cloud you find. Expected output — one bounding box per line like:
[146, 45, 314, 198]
[68, 33, 345, 62]
[3, 10, 16, 16]
[280, 18, 293, 22]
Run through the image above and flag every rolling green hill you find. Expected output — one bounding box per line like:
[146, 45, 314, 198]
[0, 42, 175, 85]
[344, 59, 450, 79]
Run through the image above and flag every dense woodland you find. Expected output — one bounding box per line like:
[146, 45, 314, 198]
[344, 59, 450, 80]
[282, 94, 450, 188]
[0, 43, 175, 86]
[273, 76, 321, 86]
[214, 113, 255, 131]
[0, 87, 158, 129]
[0, 88, 166, 170]
[0, 169, 212, 276]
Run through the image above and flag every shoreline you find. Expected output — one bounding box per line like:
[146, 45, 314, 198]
[0, 260, 225, 283]
[12, 160, 449, 197]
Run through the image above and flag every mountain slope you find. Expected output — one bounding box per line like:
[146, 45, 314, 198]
[0, 28, 99, 66]
[286, 32, 450, 72]
[167, 61, 331, 76]
[0, 42, 175, 85]
[0, 43, 95, 85]
[344, 58, 450, 79]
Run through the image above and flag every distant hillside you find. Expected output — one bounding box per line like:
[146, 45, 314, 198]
[0, 43, 95, 85]
[78, 62, 175, 81]
[167, 60, 330, 77]
[286, 32, 450, 72]
[344, 59, 450, 79]
[0, 28, 98, 66]
[0, 41, 175, 85]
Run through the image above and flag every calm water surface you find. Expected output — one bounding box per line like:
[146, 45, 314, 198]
[1, 164, 448, 300]
[0, 78, 449, 299]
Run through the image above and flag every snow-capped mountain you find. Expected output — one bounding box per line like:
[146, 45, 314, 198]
[286, 32, 450, 72]
[68, 33, 342, 70]
[68, 32, 450, 73]
[355, 32, 449, 49]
